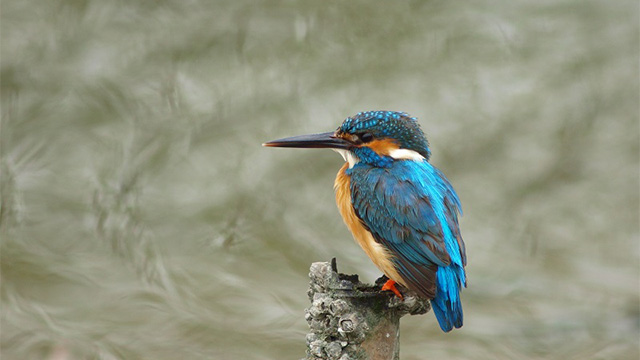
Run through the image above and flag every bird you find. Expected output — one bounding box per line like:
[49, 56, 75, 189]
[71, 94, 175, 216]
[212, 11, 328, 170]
[263, 111, 467, 332]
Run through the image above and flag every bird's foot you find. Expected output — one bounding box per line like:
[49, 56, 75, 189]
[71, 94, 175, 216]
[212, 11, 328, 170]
[381, 279, 404, 300]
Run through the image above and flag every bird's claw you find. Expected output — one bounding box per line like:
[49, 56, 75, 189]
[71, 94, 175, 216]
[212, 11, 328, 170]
[381, 279, 404, 300]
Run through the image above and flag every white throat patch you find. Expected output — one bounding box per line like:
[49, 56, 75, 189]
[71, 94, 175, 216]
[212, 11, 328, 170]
[333, 149, 360, 168]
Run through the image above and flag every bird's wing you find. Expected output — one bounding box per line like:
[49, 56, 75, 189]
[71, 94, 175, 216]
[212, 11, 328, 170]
[349, 161, 465, 298]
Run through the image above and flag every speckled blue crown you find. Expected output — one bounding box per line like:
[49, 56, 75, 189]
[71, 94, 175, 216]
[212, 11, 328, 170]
[339, 111, 431, 159]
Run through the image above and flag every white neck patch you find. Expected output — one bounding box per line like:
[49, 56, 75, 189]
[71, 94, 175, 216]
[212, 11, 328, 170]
[333, 148, 424, 168]
[388, 148, 425, 161]
[333, 149, 360, 168]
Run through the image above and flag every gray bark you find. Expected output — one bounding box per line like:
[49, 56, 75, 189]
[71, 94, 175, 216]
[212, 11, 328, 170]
[304, 259, 430, 360]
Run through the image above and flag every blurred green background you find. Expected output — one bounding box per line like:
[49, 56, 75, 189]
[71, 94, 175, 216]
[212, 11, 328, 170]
[2, 1, 638, 359]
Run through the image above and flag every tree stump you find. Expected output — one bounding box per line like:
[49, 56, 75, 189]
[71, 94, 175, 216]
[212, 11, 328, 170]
[304, 259, 430, 360]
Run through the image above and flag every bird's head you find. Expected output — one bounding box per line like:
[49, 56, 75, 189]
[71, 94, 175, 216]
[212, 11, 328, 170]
[263, 111, 431, 168]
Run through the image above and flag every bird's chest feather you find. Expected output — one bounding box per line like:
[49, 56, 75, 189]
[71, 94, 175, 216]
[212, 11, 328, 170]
[334, 163, 403, 283]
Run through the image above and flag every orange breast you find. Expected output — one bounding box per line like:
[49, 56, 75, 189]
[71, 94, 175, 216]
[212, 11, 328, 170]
[334, 163, 404, 285]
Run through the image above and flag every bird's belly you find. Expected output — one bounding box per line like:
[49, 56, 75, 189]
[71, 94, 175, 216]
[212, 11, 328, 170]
[334, 164, 404, 285]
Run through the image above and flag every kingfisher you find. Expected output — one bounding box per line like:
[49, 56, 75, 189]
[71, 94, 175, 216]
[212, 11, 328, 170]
[263, 111, 467, 332]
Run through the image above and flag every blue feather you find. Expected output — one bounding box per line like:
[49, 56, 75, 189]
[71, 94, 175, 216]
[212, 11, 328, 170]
[348, 159, 466, 331]
[432, 265, 466, 332]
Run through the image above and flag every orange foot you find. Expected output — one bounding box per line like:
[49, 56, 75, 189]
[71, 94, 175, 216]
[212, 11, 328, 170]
[381, 279, 404, 300]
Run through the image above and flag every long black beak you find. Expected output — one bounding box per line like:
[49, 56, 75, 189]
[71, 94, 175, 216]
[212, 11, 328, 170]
[262, 131, 351, 149]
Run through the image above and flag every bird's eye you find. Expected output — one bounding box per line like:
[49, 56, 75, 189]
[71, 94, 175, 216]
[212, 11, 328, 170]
[360, 133, 374, 143]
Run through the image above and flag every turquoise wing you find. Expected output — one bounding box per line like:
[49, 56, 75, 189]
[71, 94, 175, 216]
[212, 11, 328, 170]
[347, 160, 466, 300]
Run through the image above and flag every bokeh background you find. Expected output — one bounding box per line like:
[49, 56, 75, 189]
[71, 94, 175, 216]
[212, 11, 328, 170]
[2, 1, 638, 359]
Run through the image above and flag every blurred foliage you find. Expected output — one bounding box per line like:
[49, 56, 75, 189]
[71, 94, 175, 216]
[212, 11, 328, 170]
[1, 0, 638, 359]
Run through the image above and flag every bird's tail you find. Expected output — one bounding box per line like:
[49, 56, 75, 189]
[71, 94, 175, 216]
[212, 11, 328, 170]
[431, 265, 466, 332]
